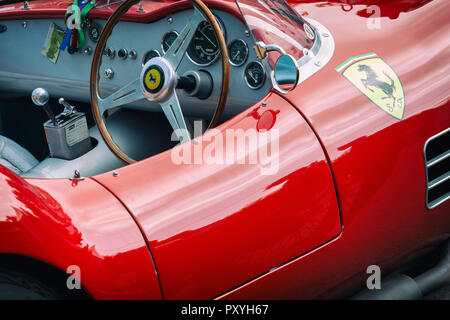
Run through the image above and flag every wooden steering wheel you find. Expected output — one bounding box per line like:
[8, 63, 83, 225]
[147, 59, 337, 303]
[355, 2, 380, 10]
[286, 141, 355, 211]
[90, 0, 230, 164]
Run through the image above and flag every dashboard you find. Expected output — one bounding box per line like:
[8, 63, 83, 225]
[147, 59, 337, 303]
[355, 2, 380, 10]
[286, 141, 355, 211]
[0, 9, 271, 120]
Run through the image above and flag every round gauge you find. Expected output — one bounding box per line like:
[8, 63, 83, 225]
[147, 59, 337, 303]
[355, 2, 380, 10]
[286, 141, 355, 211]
[142, 49, 161, 66]
[187, 18, 225, 66]
[245, 61, 266, 90]
[87, 22, 102, 43]
[161, 31, 179, 53]
[228, 39, 249, 67]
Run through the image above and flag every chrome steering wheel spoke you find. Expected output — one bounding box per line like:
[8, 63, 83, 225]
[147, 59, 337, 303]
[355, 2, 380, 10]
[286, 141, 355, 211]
[90, 0, 229, 164]
[163, 8, 203, 70]
[160, 92, 191, 144]
[98, 78, 144, 116]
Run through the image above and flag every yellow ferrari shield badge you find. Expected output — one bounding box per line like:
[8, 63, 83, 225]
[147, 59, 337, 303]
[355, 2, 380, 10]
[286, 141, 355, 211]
[144, 67, 163, 92]
[336, 53, 405, 120]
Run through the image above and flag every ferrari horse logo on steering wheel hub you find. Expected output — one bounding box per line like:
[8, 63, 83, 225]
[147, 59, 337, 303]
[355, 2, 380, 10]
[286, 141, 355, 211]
[144, 65, 165, 94]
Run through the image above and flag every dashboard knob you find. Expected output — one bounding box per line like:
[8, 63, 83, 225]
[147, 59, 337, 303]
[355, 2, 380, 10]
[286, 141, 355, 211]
[118, 48, 128, 60]
[104, 48, 115, 59]
[104, 68, 114, 79]
[68, 46, 78, 55]
[128, 50, 137, 60]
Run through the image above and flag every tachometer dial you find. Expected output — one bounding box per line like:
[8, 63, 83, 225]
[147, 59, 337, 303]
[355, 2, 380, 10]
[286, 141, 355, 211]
[187, 18, 225, 66]
[228, 39, 249, 67]
[245, 61, 266, 90]
[161, 31, 179, 53]
[142, 49, 161, 66]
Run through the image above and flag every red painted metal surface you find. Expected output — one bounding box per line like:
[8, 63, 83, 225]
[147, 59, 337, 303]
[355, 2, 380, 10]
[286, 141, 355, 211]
[0, 0, 449, 300]
[0, 0, 243, 22]
[94, 92, 342, 299]
[0, 166, 161, 299]
[290, 0, 434, 19]
[218, 0, 450, 299]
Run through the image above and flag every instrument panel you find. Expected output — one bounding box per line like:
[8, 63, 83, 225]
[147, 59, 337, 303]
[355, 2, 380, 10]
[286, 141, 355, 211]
[140, 13, 263, 89]
[96, 9, 271, 118]
[0, 9, 271, 119]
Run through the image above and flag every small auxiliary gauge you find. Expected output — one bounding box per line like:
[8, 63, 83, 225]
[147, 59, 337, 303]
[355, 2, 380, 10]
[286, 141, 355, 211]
[142, 49, 161, 66]
[228, 39, 249, 67]
[87, 21, 102, 43]
[162, 31, 179, 53]
[244, 61, 266, 90]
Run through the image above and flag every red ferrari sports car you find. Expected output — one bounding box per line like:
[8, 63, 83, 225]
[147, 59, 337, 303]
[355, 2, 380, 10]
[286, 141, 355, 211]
[0, 0, 448, 300]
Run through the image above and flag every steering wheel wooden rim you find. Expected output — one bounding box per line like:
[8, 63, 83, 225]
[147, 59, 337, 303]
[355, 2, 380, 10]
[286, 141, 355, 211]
[90, 0, 230, 164]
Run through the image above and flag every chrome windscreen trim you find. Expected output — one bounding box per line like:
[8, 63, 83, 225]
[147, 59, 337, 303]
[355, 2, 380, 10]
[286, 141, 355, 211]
[296, 17, 335, 85]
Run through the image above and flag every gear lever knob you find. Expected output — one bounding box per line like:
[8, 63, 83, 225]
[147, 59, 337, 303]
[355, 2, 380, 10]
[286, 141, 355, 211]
[31, 88, 49, 106]
[31, 88, 57, 125]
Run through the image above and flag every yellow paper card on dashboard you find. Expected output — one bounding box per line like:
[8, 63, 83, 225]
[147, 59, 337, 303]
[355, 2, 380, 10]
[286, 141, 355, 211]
[42, 23, 65, 64]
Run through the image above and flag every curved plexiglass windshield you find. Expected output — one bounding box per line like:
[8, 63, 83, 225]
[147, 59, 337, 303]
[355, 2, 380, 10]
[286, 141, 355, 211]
[235, 0, 315, 64]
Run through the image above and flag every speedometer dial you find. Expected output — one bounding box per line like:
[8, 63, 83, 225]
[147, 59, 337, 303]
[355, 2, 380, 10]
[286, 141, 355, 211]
[187, 18, 225, 66]
[228, 39, 249, 67]
[245, 61, 266, 90]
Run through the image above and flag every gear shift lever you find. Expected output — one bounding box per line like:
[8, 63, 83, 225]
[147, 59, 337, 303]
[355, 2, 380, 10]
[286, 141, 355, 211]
[31, 88, 92, 160]
[31, 88, 58, 125]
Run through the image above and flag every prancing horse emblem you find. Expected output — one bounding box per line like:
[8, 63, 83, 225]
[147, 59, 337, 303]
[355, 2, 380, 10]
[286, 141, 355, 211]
[144, 67, 163, 93]
[359, 64, 396, 107]
[148, 73, 157, 84]
[336, 53, 405, 120]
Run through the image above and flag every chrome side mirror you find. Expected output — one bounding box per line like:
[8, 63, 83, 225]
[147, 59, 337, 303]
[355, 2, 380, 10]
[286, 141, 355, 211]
[271, 55, 300, 94]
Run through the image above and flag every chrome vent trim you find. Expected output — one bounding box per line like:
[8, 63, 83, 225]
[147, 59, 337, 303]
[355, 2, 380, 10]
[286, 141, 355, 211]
[424, 128, 450, 210]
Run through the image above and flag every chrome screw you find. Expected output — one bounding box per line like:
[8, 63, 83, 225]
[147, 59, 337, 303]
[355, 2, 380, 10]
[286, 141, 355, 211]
[83, 46, 92, 55]
[128, 50, 138, 60]
[71, 170, 85, 181]
[22, 1, 30, 10]
[104, 68, 114, 79]
[136, 2, 146, 13]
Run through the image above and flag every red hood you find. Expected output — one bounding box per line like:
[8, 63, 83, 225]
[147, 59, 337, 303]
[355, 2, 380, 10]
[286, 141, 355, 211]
[0, 0, 432, 18]
[0, 0, 240, 21]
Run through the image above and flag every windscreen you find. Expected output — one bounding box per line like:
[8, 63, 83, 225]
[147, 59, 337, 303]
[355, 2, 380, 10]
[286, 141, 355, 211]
[235, 0, 315, 63]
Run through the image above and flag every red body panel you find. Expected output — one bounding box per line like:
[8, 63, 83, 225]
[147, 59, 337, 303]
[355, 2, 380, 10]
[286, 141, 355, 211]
[0, 167, 161, 299]
[219, 0, 450, 299]
[0, 0, 449, 299]
[0, 0, 242, 22]
[94, 92, 342, 299]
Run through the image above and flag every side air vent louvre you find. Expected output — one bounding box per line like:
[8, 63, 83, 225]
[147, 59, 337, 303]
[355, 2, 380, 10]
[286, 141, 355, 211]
[424, 128, 450, 209]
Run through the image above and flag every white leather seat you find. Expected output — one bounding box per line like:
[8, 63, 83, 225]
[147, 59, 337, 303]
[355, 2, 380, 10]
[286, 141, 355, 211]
[0, 135, 38, 175]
